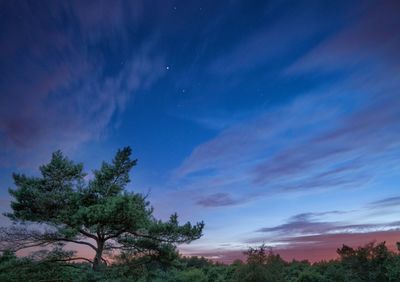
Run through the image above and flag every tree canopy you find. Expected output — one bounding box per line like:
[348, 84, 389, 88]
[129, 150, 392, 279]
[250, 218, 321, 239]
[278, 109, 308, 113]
[1, 147, 204, 270]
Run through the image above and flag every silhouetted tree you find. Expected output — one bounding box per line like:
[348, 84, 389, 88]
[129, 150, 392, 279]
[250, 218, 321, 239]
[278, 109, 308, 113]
[1, 147, 204, 271]
[337, 241, 393, 281]
[233, 244, 286, 282]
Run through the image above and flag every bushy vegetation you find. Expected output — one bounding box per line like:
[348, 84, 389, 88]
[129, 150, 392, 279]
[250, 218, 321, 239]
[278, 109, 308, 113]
[1, 241, 400, 281]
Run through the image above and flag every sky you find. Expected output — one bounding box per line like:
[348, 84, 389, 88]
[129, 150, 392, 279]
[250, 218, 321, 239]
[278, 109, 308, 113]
[0, 0, 400, 263]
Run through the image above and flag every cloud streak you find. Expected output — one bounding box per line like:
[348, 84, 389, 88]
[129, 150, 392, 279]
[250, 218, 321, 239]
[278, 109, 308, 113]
[0, 1, 165, 167]
[173, 0, 400, 207]
[368, 196, 400, 209]
[196, 193, 240, 207]
[256, 212, 400, 237]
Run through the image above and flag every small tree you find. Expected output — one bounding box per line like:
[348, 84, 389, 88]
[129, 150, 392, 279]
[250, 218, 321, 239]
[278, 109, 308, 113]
[1, 147, 204, 270]
[233, 244, 286, 282]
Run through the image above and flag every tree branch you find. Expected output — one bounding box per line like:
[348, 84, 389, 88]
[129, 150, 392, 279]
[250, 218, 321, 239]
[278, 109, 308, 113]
[46, 256, 93, 264]
[104, 229, 127, 241]
[129, 231, 192, 244]
[0, 226, 97, 252]
[77, 228, 98, 241]
[53, 238, 97, 251]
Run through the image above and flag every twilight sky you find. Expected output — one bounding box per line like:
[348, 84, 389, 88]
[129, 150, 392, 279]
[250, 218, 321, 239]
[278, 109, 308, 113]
[1, 0, 400, 263]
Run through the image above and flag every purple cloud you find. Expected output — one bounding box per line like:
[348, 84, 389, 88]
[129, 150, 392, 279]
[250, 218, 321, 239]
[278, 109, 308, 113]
[286, 1, 400, 74]
[196, 193, 239, 207]
[0, 1, 165, 167]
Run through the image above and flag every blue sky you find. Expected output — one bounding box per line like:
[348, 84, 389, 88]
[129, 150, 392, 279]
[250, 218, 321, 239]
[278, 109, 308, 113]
[1, 0, 400, 262]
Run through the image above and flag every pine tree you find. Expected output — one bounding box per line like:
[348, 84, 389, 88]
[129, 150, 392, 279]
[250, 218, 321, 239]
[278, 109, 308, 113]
[1, 147, 204, 270]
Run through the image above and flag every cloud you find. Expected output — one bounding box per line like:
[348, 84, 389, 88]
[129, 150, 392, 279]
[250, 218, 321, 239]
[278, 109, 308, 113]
[196, 193, 240, 207]
[172, 0, 400, 206]
[257, 212, 339, 235]
[175, 79, 399, 205]
[0, 1, 165, 167]
[368, 196, 400, 208]
[252, 89, 400, 186]
[256, 212, 400, 237]
[286, 0, 400, 74]
[208, 1, 341, 77]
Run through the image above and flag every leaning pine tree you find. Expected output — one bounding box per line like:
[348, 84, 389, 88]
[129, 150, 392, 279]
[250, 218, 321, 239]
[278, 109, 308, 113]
[1, 147, 204, 270]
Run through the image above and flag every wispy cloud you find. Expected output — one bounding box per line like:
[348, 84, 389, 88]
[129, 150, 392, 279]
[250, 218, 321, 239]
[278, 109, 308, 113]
[208, 1, 341, 77]
[257, 212, 341, 235]
[256, 212, 400, 237]
[0, 1, 165, 168]
[172, 0, 400, 207]
[368, 196, 400, 209]
[196, 193, 240, 207]
[174, 79, 399, 206]
[286, 1, 400, 74]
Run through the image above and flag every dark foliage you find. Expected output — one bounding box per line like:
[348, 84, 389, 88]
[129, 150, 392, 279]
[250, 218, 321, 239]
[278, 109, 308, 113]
[1, 241, 400, 281]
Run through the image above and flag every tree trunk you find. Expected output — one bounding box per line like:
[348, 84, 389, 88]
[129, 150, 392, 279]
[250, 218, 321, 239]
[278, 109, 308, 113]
[92, 240, 104, 271]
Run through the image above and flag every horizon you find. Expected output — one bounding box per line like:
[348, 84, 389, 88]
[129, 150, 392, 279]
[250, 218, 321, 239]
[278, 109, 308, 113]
[1, 0, 400, 264]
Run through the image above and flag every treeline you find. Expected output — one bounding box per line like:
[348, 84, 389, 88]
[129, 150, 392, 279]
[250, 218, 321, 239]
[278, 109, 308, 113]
[1, 241, 400, 281]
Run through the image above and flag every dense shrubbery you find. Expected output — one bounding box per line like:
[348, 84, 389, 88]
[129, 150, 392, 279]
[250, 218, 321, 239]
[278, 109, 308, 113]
[1, 241, 400, 281]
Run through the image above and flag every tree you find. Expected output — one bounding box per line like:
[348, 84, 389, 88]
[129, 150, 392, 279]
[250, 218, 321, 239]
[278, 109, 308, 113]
[337, 241, 392, 281]
[1, 147, 204, 270]
[232, 244, 286, 282]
